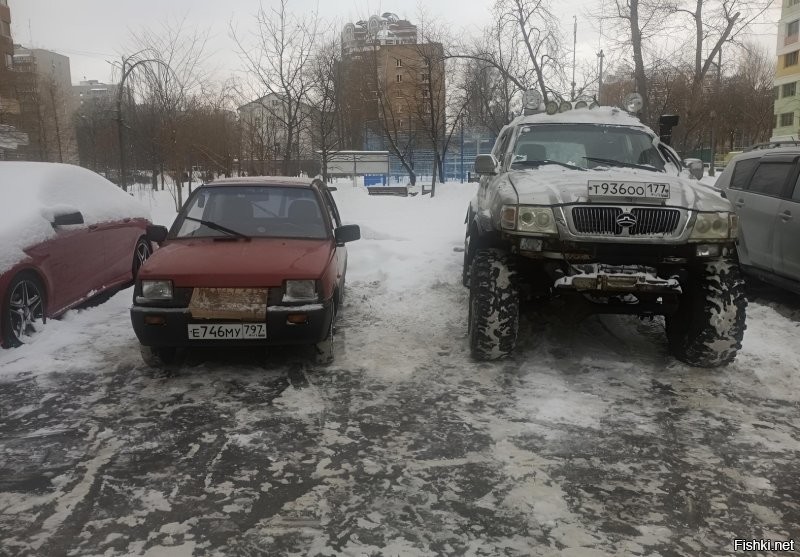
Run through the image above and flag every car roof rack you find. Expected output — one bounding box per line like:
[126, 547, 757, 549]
[745, 140, 800, 151]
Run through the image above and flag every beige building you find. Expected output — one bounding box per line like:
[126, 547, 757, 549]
[13, 46, 77, 162]
[772, 0, 800, 140]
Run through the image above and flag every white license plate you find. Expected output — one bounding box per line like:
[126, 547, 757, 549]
[587, 181, 670, 199]
[187, 323, 266, 340]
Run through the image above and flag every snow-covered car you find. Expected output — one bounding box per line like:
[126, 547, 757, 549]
[463, 102, 746, 367]
[130, 177, 360, 366]
[0, 162, 151, 347]
[715, 144, 800, 294]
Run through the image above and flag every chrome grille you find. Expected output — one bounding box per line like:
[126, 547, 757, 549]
[629, 208, 681, 235]
[571, 207, 682, 236]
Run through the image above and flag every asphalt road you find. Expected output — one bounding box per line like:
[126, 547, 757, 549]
[1, 280, 799, 557]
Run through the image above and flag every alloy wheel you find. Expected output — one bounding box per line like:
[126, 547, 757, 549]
[8, 279, 44, 343]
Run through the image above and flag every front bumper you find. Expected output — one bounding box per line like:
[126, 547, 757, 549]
[130, 299, 334, 348]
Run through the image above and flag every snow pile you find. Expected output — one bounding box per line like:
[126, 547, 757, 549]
[0, 162, 150, 274]
[515, 106, 649, 129]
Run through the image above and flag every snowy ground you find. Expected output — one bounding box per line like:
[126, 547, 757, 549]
[1, 180, 799, 556]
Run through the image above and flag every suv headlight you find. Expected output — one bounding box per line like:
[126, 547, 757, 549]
[283, 280, 318, 302]
[141, 280, 173, 300]
[503, 205, 558, 235]
[690, 212, 737, 240]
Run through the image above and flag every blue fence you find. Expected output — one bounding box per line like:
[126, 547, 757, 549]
[363, 127, 497, 183]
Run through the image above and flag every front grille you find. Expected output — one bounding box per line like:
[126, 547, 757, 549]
[571, 207, 682, 236]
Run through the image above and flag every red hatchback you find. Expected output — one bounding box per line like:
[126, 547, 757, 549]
[0, 162, 151, 347]
[130, 177, 359, 365]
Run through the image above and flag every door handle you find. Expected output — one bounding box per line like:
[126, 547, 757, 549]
[88, 224, 98, 230]
[734, 199, 745, 208]
[780, 210, 793, 222]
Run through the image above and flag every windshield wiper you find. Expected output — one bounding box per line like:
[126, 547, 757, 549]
[182, 216, 250, 239]
[512, 159, 586, 171]
[583, 156, 662, 172]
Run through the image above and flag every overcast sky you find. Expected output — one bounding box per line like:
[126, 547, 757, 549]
[9, 0, 780, 87]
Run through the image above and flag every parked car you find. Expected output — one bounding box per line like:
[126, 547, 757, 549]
[463, 99, 745, 368]
[0, 162, 151, 347]
[716, 144, 800, 294]
[130, 177, 360, 366]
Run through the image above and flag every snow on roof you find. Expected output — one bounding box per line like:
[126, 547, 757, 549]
[512, 106, 651, 131]
[0, 162, 150, 275]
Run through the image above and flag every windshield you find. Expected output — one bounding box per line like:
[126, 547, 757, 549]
[510, 123, 665, 172]
[172, 186, 328, 240]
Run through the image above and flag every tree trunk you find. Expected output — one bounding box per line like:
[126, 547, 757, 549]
[629, 0, 650, 123]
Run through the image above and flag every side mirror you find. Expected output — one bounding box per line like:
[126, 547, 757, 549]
[52, 211, 84, 226]
[327, 187, 338, 192]
[474, 154, 498, 175]
[684, 158, 704, 180]
[146, 224, 169, 244]
[335, 224, 360, 244]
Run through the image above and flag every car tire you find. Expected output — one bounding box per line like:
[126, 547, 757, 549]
[2, 273, 47, 347]
[666, 259, 747, 368]
[139, 344, 177, 367]
[468, 249, 519, 360]
[314, 312, 335, 366]
[132, 237, 152, 278]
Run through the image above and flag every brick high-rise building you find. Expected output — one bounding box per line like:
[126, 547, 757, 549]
[338, 13, 445, 153]
[772, 0, 800, 140]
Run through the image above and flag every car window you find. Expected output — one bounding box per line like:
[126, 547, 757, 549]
[492, 128, 513, 164]
[321, 189, 341, 228]
[793, 174, 800, 201]
[510, 124, 665, 171]
[173, 186, 328, 239]
[746, 162, 794, 197]
[730, 158, 759, 190]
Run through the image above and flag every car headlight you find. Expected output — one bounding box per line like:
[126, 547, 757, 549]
[500, 205, 558, 235]
[690, 212, 736, 240]
[141, 280, 173, 300]
[283, 280, 318, 302]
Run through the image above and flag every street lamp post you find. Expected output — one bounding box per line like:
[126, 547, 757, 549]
[113, 53, 171, 191]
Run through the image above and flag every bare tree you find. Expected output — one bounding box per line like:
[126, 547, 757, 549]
[233, 0, 320, 176]
[307, 37, 343, 183]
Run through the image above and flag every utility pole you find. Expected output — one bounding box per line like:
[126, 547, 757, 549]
[571, 16, 577, 101]
[709, 47, 722, 178]
[597, 50, 605, 103]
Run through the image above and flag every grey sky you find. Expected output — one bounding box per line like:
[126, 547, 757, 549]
[9, 0, 780, 87]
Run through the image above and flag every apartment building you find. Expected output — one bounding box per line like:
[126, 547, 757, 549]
[773, 0, 800, 140]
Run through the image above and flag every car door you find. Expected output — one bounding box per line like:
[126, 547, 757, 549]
[25, 219, 103, 314]
[773, 174, 800, 281]
[320, 187, 346, 287]
[97, 217, 141, 286]
[728, 155, 796, 271]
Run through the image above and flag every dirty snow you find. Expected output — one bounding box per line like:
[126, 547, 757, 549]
[0, 179, 798, 556]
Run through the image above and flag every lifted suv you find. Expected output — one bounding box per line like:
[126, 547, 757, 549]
[463, 106, 746, 367]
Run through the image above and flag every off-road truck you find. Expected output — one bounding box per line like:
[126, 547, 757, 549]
[463, 102, 746, 367]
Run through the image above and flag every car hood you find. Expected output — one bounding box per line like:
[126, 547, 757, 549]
[139, 237, 333, 287]
[507, 167, 731, 211]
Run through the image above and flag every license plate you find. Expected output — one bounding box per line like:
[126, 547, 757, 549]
[187, 323, 267, 340]
[587, 181, 670, 199]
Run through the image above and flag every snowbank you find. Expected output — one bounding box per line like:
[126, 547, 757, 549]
[0, 162, 150, 275]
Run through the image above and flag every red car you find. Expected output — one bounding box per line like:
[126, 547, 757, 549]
[130, 177, 359, 366]
[0, 162, 151, 347]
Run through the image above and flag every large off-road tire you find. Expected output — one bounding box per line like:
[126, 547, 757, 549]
[139, 344, 177, 367]
[468, 249, 520, 360]
[462, 231, 471, 287]
[666, 259, 747, 368]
